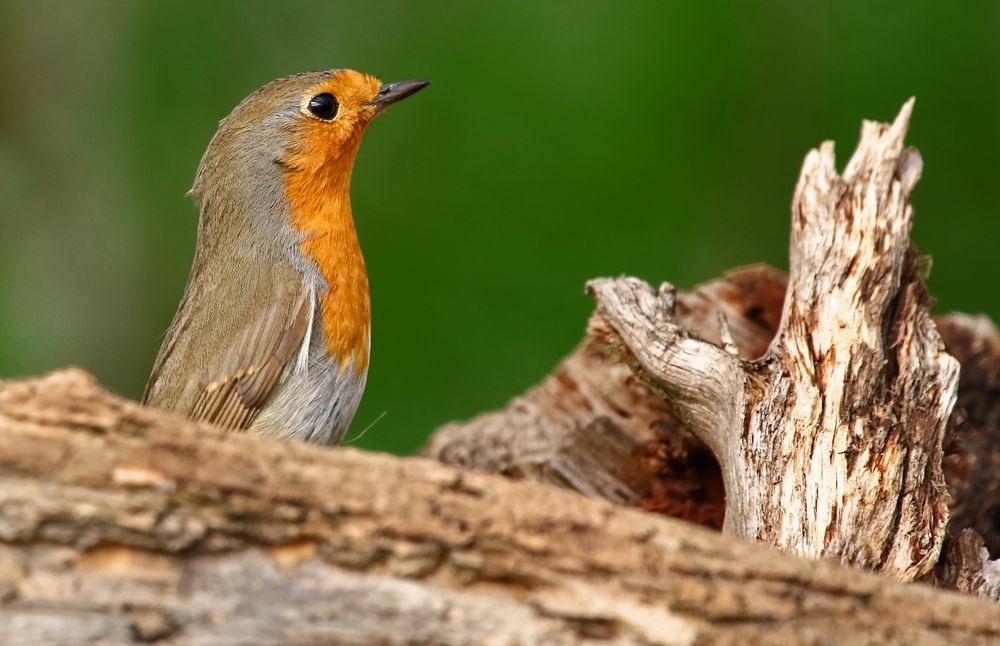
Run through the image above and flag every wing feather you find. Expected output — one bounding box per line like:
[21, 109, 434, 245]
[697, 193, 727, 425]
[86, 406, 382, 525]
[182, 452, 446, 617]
[185, 291, 312, 430]
[146, 269, 315, 433]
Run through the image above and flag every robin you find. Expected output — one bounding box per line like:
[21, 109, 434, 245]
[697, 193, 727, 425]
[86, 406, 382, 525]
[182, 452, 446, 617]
[143, 69, 428, 445]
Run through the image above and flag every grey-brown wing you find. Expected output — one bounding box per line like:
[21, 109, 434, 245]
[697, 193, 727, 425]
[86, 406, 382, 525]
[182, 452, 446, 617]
[187, 292, 312, 429]
[144, 277, 313, 431]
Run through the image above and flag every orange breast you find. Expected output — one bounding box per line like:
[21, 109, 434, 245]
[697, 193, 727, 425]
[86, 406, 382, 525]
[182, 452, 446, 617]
[282, 122, 371, 375]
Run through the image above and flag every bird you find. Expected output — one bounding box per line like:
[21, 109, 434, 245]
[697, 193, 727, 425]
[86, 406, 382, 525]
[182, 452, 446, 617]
[143, 69, 428, 445]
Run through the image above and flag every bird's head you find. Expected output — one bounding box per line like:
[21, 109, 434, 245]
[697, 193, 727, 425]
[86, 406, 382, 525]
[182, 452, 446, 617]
[191, 69, 429, 218]
[283, 70, 429, 175]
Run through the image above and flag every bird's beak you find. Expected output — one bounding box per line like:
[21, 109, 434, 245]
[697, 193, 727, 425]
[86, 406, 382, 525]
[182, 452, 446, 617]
[370, 79, 430, 112]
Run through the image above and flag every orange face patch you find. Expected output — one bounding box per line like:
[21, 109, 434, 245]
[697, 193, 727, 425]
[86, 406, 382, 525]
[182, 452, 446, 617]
[281, 70, 383, 375]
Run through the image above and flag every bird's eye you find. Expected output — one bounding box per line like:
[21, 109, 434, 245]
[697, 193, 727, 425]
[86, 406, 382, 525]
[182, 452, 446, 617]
[307, 93, 339, 120]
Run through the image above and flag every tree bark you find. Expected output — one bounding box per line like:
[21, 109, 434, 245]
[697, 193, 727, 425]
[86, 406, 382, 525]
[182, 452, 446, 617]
[2, 369, 1000, 645]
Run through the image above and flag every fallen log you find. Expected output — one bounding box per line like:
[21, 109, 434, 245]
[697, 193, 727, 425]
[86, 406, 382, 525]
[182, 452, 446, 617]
[1, 370, 999, 645]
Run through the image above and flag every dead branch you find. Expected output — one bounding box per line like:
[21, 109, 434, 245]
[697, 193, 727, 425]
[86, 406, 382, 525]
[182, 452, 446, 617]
[425, 265, 786, 527]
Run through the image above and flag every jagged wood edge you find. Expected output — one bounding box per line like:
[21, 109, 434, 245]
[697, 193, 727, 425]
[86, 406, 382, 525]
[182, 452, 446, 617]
[587, 100, 961, 580]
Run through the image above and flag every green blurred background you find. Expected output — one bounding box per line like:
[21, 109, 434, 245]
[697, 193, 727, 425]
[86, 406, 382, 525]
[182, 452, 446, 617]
[2, 1, 998, 454]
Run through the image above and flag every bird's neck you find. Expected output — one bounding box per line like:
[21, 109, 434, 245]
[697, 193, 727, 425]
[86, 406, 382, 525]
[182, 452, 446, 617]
[284, 166, 370, 376]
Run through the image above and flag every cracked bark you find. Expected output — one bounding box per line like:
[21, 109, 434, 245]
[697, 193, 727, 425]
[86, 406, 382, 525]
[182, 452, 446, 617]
[2, 369, 1000, 645]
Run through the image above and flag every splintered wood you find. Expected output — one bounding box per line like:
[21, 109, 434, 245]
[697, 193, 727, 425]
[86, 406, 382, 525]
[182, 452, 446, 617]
[590, 101, 958, 580]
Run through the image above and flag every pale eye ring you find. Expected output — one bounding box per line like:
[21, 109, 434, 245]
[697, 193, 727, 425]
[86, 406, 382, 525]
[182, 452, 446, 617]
[307, 93, 339, 120]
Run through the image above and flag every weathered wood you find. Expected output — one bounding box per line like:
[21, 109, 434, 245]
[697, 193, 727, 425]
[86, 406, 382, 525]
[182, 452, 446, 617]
[2, 369, 999, 645]
[937, 313, 1000, 554]
[425, 265, 786, 526]
[936, 529, 1000, 601]
[585, 101, 960, 580]
[929, 313, 1000, 599]
[428, 273, 1000, 590]
[431, 104, 965, 581]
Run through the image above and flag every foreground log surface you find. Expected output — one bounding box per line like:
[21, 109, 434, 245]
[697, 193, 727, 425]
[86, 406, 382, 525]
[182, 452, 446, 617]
[2, 370, 999, 645]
